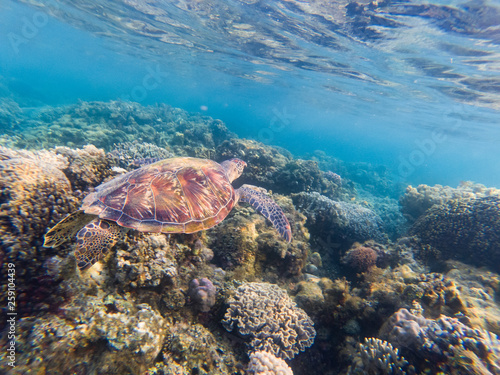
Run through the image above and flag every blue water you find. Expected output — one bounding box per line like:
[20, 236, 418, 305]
[1, 0, 500, 187]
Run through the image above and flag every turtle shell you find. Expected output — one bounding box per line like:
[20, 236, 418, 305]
[81, 157, 236, 234]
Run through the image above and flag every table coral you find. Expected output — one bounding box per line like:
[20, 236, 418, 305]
[247, 350, 293, 375]
[222, 282, 316, 359]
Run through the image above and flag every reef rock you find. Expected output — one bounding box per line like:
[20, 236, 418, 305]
[222, 282, 316, 359]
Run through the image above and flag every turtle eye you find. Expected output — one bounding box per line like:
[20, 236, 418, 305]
[231, 158, 247, 173]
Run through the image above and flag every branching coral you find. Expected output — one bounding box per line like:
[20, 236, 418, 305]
[347, 337, 414, 375]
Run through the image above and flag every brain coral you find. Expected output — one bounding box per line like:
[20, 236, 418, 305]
[410, 196, 500, 272]
[222, 282, 316, 359]
[247, 350, 293, 375]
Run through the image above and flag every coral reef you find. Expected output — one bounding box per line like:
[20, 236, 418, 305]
[0, 146, 79, 314]
[247, 350, 294, 375]
[380, 308, 500, 374]
[154, 322, 240, 375]
[347, 337, 414, 375]
[53, 144, 113, 193]
[445, 261, 500, 336]
[7, 101, 235, 155]
[222, 282, 316, 359]
[108, 141, 175, 170]
[400, 181, 500, 222]
[0, 291, 166, 375]
[209, 196, 310, 277]
[188, 277, 216, 312]
[215, 138, 347, 199]
[113, 233, 179, 289]
[410, 196, 500, 272]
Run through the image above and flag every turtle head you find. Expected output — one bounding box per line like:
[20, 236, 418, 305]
[221, 158, 247, 182]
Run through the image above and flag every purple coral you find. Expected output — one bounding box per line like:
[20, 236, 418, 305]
[188, 278, 216, 312]
[380, 308, 500, 374]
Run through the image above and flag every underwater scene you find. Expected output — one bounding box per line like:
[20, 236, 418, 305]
[1, 0, 500, 374]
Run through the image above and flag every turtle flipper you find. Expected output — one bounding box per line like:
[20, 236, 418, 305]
[74, 219, 124, 270]
[44, 210, 96, 248]
[237, 184, 292, 242]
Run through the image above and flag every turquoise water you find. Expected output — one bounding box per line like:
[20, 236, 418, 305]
[2, 2, 500, 375]
[2, 0, 500, 186]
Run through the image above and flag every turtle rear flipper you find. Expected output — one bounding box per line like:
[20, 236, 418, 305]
[44, 210, 95, 248]
[237, 184, 292, 242]
[75, 219, 125, 270]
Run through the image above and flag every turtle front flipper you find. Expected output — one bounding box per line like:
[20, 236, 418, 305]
[75, 219, 125, 270]
[236, 184, 292, 242]
[44, 210, 96, 248]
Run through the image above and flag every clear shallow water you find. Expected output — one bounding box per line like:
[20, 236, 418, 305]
[1, 0, 500, 187]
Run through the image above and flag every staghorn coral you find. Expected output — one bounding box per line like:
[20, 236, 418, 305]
[410, 196, 500, 272]
[347, 337, 414, 375]
[400, 182, 500, 222]
[380, 308, 500, 374]
[247, 350, 293, 375]
[222, 282, 316, 360]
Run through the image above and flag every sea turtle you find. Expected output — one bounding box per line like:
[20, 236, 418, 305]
[44, 157, 292, 269]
